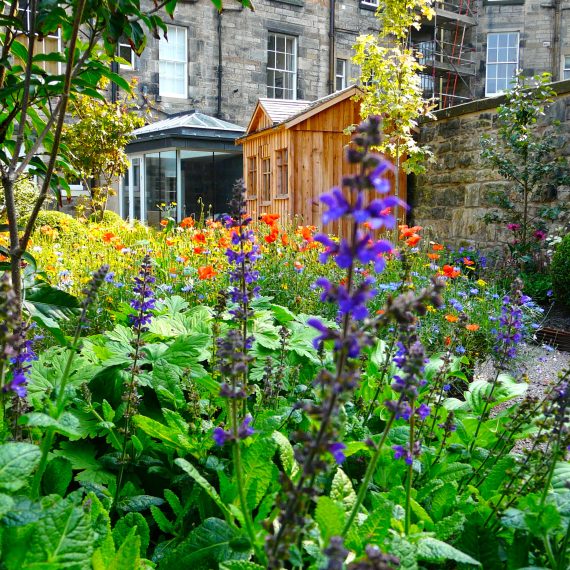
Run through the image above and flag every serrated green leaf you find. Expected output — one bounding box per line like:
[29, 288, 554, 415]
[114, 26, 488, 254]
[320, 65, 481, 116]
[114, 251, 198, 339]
[116, 495, 164, 513]
[150, 505, 174, 534]
[26, 496, 94, 568]
[132, 414, 197, 453]
[242, 436, 278, 510]
[43, 456, 73, 496]
[331, 468, 356, 512]
[112, 512, 149, 557]
[220, 562, 265, 570]
[271, 430, 299, 477]
[0, 442, 41, 492]
[417, 537, 481, 566]
[434, 511, 466, 541]
[315, 496, 345, 541]
[175, 458, 233, 521]
[164, 489, 183, 517]
[160, 518, 250, 568]
[0, 493, 14, 518]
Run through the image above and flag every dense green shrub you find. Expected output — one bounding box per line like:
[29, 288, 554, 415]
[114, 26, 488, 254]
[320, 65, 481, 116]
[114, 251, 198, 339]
[551, 231, 570, 306]
[22, 210, 87, 237]
[521, 271, 553, 305]
[88, 209, 124, 225]
[0, 176, 40, 221]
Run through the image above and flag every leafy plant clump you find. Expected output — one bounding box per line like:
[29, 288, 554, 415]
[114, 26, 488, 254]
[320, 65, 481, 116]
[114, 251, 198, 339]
[551, 231, 570, 307]
[0, 177, 40, 221]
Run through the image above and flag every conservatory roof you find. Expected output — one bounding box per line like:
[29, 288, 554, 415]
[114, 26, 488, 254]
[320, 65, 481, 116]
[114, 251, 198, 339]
[127, 111, 246, 154]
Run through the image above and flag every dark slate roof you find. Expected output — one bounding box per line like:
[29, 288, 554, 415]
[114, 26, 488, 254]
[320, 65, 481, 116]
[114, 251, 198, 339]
[133, 112, 245, 137]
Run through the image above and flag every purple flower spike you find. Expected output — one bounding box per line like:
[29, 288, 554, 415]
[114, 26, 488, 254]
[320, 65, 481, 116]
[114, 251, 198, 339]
[213, 427, 232, 447]
[238, 415, 255, 440]
[329, 442, 347, 464]
[416, 403, 431, 420]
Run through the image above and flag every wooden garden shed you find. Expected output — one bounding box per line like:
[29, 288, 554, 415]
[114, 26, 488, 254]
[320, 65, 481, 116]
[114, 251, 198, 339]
[237, 85, 406, 237]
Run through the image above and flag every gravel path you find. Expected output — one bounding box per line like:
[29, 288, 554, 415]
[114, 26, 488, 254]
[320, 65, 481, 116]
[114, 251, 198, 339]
[477, 342, 570, 451]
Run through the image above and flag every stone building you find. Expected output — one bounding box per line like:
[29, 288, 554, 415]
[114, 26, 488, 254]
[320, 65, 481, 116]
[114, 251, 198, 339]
[411, 0, 570, 108]
[116, 0, 380, 125]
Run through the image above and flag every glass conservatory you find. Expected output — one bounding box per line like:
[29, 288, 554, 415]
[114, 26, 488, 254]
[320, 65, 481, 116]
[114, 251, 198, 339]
[120, 112, 245, 226]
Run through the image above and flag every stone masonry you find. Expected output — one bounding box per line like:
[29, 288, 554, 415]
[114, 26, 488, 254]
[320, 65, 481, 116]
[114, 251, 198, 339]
[410, 79, 570, 249]
[118, 0, 380, 126]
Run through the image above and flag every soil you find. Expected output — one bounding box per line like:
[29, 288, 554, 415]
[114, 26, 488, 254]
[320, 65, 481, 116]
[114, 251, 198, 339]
[541, 302, 570, 332]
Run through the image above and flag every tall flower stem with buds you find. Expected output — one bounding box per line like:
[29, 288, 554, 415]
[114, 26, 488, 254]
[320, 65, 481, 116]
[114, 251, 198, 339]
[266, 117, 406, 566]
[115, 255, 155, 508]
[31, 265, 109, 499]
[212, 181, 263, 562]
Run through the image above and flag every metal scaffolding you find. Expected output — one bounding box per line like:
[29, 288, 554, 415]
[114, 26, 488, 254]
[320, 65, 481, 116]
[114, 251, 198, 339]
[412, 0, 477, 109]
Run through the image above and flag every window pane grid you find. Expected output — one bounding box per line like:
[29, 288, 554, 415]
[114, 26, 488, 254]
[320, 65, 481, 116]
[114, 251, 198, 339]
[267, 32, 297, 100]
[335, 58, 347, 91]
[276, 149, 288, 196]
[564, 55, 570, 80]
[247, 157, 257, 198]
[486, 32, 519, 96]
[261, 158, 271, 202]
[159, 25, 187, 98]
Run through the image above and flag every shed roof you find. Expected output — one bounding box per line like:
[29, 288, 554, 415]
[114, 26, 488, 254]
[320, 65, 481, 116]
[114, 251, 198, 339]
[242, 85, 362, 138]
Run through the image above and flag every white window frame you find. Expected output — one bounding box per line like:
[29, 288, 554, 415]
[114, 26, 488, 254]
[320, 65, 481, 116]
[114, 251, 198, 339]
[267, 32, 297, 100]
[159, 25, 188, 99]
[485, 31, 519, 97]
[335, 58, 347, 91]
[563, 55, 570, 81]
[360, 0, 379, 7]
[118, 40, 136, 70]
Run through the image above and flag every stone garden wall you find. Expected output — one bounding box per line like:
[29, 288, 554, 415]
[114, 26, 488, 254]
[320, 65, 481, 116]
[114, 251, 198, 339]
[409, 79, 570, 249]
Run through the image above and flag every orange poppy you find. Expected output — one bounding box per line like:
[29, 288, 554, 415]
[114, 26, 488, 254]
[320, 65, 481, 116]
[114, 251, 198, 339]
[160, 219, 168, 227]
[427, 253, 440, 260]
[114, 243, 125, 251]
[445, 314, 459, 323]
[399, 224, 423, 238]
[193, 247, 204, 254]
[165, 238, 175, 247]
[298, 225, 316, 242]
[463, 257, 475, 266]
[432, 243, 444, 251]
[193, 232, 206, 244]
[102, 232, 115, 243]
[264, 228, 279, 243]
[442, 264, 461, 278]
[376, 309, 385, 315]
[466, 324, 480, 331]
[281, 233, 289, 246]
[444, 336, 452, 346]
[260, 213, 280, 226]
[405, 235, 421, 247]
[180, 217, 194, 229]
[198, 265, 216, 280]
[293, 261, 303, 271]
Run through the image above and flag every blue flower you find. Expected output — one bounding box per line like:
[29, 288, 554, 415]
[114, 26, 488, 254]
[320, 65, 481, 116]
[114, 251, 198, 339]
[329, 442, 347, 464]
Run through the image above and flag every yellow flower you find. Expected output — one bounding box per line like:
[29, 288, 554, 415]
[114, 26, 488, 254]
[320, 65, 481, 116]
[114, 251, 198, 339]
[281, 283, 288, 290]
[425, 304, 436, 313]
[476, 279, 487, 287]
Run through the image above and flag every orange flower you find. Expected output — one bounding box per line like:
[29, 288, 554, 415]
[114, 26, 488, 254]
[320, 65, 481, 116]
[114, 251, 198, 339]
[432, 243, 444, 251]
[165, 238, 175, 247]
[281, 233, 289, 247]
[444, 336, 451, 346]
[193, 232, 206, 244]
[0, 254, 8, 262]
[427, 253, 440, 260]
[198, 265, 216, 280]
[160, 219, 168, 227]
[376, 309, 385, 315]
[399, 224, 423, 238]
[193, 247, 204, 254]
[466, 324, 480, 331]
[180, 217, 194, 229]
[293, 261, 303, 271]
[405, 235, 421, 247]
[445, 314, 459, 323]
[260, 213, 280, 226]
[298, 225, 316, 242]
[114, 243, 125, 251]
[102, 232, 115, 243]
[463, 257, 475, 266]
[168, 267, 177, 275]
[218, 237, 230, 248]
[264, 228, 279, 243]
[442, 264, 461, 278]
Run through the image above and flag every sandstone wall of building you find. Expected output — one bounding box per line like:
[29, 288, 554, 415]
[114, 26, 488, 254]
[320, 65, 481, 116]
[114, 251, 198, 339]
[410, 79, 570, 249]
[118, 0, 379, 126]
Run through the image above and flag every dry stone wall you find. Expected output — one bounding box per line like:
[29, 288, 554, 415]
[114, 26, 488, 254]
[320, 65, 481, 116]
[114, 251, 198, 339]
[410, 79, 570, 250]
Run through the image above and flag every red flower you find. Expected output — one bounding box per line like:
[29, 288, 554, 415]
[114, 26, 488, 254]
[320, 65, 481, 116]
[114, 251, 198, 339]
[198, 265, 216, 280]
[260, 213, 280, 226]
[180, 217, 194, 229]
[442, 264, 460, 278]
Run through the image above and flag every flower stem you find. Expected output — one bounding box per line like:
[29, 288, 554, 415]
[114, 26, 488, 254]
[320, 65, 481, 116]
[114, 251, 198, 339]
[405, 410, 415, 535]
[342, 412, 396, 537]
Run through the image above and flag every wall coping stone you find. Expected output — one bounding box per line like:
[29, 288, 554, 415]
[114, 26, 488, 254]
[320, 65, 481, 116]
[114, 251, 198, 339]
[420, 79, 570, 123]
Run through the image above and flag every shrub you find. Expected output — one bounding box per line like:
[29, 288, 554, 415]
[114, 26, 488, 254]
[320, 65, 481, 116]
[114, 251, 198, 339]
[551, 231, 570, 306]
[0, 176, 40, 221]
[521, 271, 553, 305]
[22, 210, 87, 237]
[89, 210, 124, 226]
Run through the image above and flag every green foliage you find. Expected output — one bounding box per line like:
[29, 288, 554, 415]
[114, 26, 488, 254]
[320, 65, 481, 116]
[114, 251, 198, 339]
[21, 209, 87, 236]
[0, 177, 40, 221]
[551, 231, 570, 307]
[480, 72, 569, 266]
[521, 271, 553, 305]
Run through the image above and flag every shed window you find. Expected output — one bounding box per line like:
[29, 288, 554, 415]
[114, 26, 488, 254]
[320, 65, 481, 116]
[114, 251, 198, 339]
[276, 149, 288, 196]
[159, 25, 187, 98]
[485, 32, 519, 96]
[267, 33, 297, 99]
[247, 156, 257, 198]
[261, 157, 271, 202]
